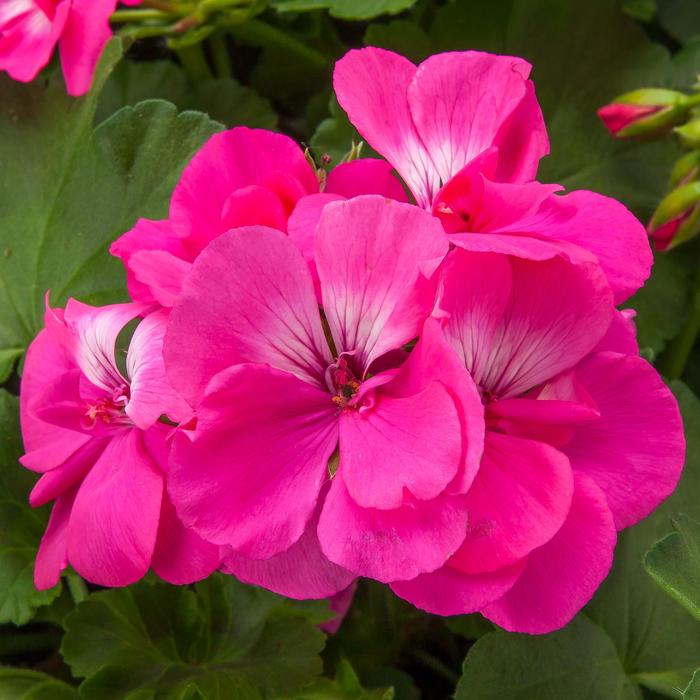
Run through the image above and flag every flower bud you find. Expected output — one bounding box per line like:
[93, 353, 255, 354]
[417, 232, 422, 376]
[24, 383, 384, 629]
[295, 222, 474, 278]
[598, 88, 688, 138]
[648, 180, 700, 251]
[675, 119, 700, 148]
[670, 151, 700, 187]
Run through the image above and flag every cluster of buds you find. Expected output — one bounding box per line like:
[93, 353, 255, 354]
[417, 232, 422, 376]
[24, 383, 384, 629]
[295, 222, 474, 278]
[599, 86, 700, 251]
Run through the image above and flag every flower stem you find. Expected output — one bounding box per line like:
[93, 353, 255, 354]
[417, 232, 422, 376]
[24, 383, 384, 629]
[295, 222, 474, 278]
[67, 574, 89, 605]
[411, 649, 460, 685]
[111, 8, 172, 22]
[659, 255, 700, 379]
[177, 45, 213, 82]
[209, 33, 232, 77]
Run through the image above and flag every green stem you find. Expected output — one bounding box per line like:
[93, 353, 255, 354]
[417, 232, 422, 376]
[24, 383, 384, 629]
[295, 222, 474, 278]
[67, 574, 89, 605]
[177, 45, 213, 82]
[111, 8, 172, 22]
[411, 649, 460, 686]
[209, 33, 232, 77]
[225, 18, 327, 69]
[659, 256, 700, 379]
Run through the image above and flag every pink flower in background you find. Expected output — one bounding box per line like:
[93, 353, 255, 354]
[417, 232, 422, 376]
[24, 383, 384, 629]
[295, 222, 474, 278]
[391, 248, 685, 633]
[111, 127, 406, 308]
[20, 299, 220, 589]
[0, 0, 137, 96]
[164, 195, 485, 598]
[334, 48, 652, 304]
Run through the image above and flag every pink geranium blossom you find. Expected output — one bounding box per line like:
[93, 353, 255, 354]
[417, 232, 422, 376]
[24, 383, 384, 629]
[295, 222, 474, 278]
[333, 48, 652, 303]
[390, 247, 685, 633]
[164, 195, 485, 598]
[0, 0, 137, 96]
[20, 299, 221, 589]
[111, 127, 406, 308]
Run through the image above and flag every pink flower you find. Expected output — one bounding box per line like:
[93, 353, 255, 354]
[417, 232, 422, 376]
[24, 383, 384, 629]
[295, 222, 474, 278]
[0, 0, 127, 96]
[333, 48, 652, 304]
[111, 127, 406, 308]
[20, 299, 221, 589]
[390, 247, 685, 633]
[164, 195, 485, 598]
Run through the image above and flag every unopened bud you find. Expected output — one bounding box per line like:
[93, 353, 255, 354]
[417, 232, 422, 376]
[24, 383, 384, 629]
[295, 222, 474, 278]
[675, 119, 700, 148]
[670, 151, 700, 187]
[598, 88, 688, 138]
[648, 180, 700, 251]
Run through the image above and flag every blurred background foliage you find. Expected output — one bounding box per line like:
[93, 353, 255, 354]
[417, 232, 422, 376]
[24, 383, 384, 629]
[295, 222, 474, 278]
[2, 0, 700, 698]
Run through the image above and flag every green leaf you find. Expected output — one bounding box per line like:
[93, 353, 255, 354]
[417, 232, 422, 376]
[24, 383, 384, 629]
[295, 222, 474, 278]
[586, 383, 700, 697]
[271, 0, 419, 21]
[0, 668, 78, 699]
[61, 575, 326, 699]
[445, 613, 494, 640]
[0, 390, 60, 625]
[0, 39, 222, 370]
[455, 616, 640, 700]
[363, 20, 433, 63]
[644, 515, 700, 621]
[684, 670, 700, 699]
[291, 659, 394, 699]
[657, 0, 700, 45]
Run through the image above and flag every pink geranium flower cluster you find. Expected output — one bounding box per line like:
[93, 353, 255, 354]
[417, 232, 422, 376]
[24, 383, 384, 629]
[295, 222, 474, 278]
[20, 47, 686, 635]
[0, 0, 139, 96]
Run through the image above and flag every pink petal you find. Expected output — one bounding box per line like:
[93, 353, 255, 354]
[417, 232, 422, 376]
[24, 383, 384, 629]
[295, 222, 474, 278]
[333, 48, 438, 207]
[168, 364, 338, 559]
[0, 0, 69, 83]
[67, 429, 163, 586]
[221, 489, 355, 599]
[320, 581, 358, 634]
[61, 299, 146, 393]
[169, 127, 317, 251]
[529, 190, 652, 304]
[29, 437, 107, 506]
[151, 494, 222, 585]
[593, 309, 638, 355]
[438, 249, 614, 399]
[340, 379, 462, 509]
[325, 158, 407, 201]
[165, 226, 332, 405]
[390, 559, 525, 617]
[125, 310, 190, 429]
[564, 351, 685, 530]
[385, 318, 484, 495]
[288, 192, 344, 301]
[481, 473, 616, 634]
[448, 432, 573, 574]
[318, 474, 468, 582]
[34, 486, 77, 591]
[316, 196, 448, 370]
[110, 218, 191, 307]
[407, 52, 546, 186]
[20, 328, 91, 473]
[59, 0, 116, 96]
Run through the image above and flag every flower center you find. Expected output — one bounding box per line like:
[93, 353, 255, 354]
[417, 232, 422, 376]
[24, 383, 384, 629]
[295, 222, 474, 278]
[82, 385, 130, 429]
[328, 355, 361, 408]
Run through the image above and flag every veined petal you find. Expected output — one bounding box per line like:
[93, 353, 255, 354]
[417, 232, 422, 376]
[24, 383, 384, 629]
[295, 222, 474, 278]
[316, 196, 448, 371]
[34, 486, 77, 591]
[165, 226, 333, 405]
[168, 364, 338, 559]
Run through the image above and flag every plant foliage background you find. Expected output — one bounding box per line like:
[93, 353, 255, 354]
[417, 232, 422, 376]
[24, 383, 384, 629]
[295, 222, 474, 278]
[2, 0, 700, 698]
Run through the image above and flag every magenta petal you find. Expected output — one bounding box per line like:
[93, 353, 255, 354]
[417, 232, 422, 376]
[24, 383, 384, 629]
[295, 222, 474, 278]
[390, 559, 525, 617]
[533, 190, 652, 304]
[110, 218, 191, 307]
[333, 48, 438, 207]
[58, 0, 115, 96]
[165, 226, 332, 405]
[320, 581, 358, 634]
[318, 474, 468, 582]
[408, 51, 545, 186]
[151, 494, 222, 585]
[439, 249, 614, 398]
[593, 309, 639, 355]
[565, 351, 685, 530]
[316, 196, 448, 369]
[34, 487, 77, 591]
[325, 159, 407, 201]
[449, 432, 573, 574]
[68, 429, 163, 586]
[168, 364, 338, 559]
[169, 128, 317, 250]
[221, 491, 355, 599]
[125, 310, 190, 429]
[481, 473, 616, 634]
[340, 381, 461, 509]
